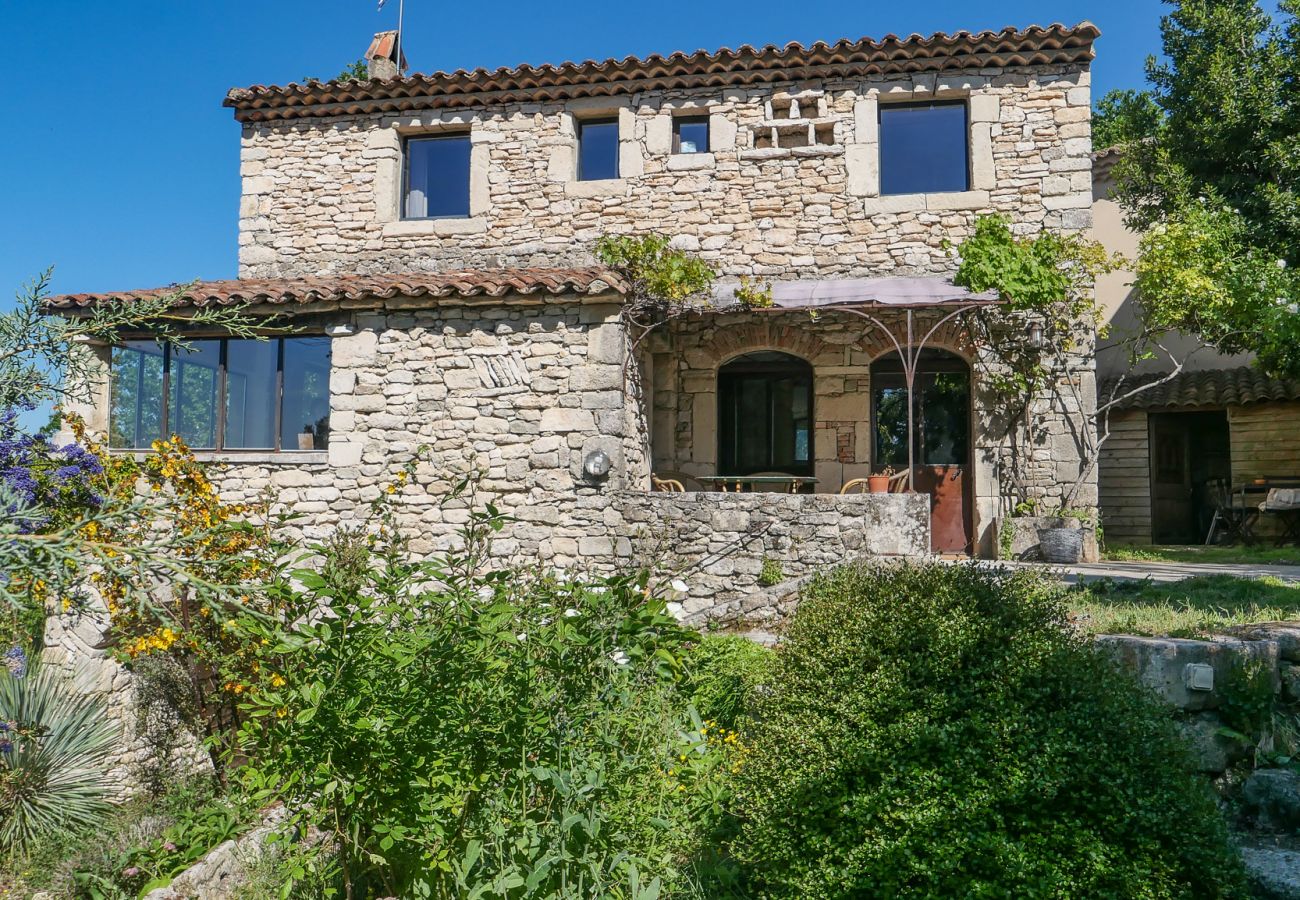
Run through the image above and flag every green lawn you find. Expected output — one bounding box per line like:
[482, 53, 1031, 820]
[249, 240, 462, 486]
[1104, 544, 1300, 566]
[1067, 574, 1300, 637]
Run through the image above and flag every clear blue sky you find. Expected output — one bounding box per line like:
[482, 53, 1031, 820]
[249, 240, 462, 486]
[1, 0, 1168, 307]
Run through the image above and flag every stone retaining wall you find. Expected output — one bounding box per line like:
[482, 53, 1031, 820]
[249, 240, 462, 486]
[1097, 625, 1300, 774]
[611, 490, 930, 624]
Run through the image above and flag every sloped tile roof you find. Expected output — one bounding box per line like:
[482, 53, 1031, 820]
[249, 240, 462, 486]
[47, 267, 627, 311]
[1102, 366, 1300, 411]
[225, 22, 1100, 122]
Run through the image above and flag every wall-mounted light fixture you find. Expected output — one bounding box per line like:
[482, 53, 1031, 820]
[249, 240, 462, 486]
[325, 323, 357, 337]
[1026, 322, 1046, 351]
[583, 449, 612, 480]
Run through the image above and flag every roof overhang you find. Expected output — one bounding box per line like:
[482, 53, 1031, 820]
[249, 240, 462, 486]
[225, 22, 1099, 123]
[709, 276, 1000, 312]
[46, 268, 629, 315]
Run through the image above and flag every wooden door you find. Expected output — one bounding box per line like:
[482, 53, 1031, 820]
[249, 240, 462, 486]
[872, 352, 973, 555]
[913, 465, 970, 553]
[1150, 415, 1194, 543]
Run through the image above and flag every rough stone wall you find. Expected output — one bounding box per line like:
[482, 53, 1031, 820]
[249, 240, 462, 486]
[42, 607, 209, 801]
[1097, 625, 1300, 775]
[193, 297, 646, 563]
[237, 65, 1093, 281]
[610, 490, 929, 625]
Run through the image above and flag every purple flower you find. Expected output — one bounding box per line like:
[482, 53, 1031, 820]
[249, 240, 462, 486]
[3, 646, 26, 679]
[122, 866, 141, 878]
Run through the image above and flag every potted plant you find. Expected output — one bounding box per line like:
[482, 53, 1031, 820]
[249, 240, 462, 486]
[867, 467, 895, 494]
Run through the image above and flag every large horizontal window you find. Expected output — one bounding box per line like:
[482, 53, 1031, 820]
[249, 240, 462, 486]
[404, 133, 471, 219]
[879, 101, 969, 196]
[110, 337, 331, 452]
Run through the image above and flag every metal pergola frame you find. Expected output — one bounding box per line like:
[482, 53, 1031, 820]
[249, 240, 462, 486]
[753, 299, 997, 493]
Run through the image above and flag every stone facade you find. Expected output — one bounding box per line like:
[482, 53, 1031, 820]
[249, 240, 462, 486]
[65, 28, 1103, 577]
[237, 66, 1093, 282]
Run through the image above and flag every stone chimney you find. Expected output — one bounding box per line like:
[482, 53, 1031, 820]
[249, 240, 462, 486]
[365, 31, 406, 80]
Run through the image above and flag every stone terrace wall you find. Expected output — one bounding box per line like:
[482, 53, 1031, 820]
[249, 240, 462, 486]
[609, 490, 930, 624]
[237, 64, 1092, 280]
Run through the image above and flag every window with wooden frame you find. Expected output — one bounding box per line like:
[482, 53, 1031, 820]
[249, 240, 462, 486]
[672, 116, 710, 154]
[109, 337, 332, 451]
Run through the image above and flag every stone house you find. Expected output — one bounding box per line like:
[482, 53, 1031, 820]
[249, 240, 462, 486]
[1091, 148, 1300, 546]
[54, 22, 1102, 621]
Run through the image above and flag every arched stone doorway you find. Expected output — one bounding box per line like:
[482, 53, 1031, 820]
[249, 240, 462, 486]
[872, 348, 973, 553]
[717, 351, 814, 476]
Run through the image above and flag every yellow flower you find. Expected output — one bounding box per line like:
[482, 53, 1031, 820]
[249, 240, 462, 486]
[270, 673, 286, 688]
[276, 707, 288, 719]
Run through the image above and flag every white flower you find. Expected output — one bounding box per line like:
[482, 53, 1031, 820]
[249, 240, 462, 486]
[1278, 259, 1288, 269]
[539, 617, 551, 626]
[564, 608, 580, 618]
[669, 578, 689, 593]
[515, 632, 527, 642]
[589, 586, 608, 595]
[477, 586, 495, 600]
[609, 649, 630, 666]
[1288, 303, 1298, 315]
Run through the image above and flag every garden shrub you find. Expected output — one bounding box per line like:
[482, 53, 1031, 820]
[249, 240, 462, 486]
[728, 562, 1248, 898]
[234, 479, 736, 899]
[682, 635, 773, 731]
[0, 661, 120, 857]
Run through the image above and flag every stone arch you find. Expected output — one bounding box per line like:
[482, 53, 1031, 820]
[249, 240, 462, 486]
[695, 319, 832, 369]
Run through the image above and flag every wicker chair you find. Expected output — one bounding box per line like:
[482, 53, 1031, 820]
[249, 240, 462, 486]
[840, 470, 910, 495]
[651, 474, 687, 492]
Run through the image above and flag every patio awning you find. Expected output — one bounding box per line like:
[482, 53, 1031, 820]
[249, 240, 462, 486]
[710, 276, 1000, 310]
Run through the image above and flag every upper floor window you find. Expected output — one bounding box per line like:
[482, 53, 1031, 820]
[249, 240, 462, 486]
[879, 101, 969, 196]
[673, 116, 709, 154]
[109, 337, 331, 452]
[578, 118, 619, 181]
[404, 134, 471, 218]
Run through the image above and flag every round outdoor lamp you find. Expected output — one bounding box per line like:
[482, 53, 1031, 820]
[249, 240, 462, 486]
[583, 450, 612, 479]
[1027, 322, 1046, 350]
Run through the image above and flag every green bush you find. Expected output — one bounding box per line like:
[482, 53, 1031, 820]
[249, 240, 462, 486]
[728, 562, 1248, 898]
[682, 635, 773, 731]
[234, 489, 726, 899]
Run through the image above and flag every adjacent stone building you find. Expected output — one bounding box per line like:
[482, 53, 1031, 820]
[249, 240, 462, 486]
[55, 22, 1103, 615]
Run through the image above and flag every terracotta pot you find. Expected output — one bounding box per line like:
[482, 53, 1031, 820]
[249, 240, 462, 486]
[867, 474, 891, 493]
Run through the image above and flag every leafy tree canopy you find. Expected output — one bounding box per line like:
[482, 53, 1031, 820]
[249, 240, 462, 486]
[1092, 88, 1164, 148]
[1108, 0, 1300, 374]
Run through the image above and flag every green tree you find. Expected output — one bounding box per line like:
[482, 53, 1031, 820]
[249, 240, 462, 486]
[1092, 88, 1163, 148]
[1110, 0, 1300, 374]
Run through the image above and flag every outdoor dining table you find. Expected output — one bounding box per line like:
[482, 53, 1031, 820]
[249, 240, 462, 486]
[1231, 478, 1300, 545]
[698, 475, 819, 494]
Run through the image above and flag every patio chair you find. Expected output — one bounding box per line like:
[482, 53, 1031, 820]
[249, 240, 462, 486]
[1260, 487, 1300, 546]
[1204, 477, 1258, 545]
[840, 470, 910, 494]
[651, 474, 686, 492]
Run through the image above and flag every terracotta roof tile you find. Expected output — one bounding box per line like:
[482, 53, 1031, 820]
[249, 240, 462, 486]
[1102, 366, 1300, 411]
[225, 22, 1100, 122]
[46, 267, 627, 311]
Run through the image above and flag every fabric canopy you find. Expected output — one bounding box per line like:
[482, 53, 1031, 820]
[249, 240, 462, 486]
[709, 276, 1000, 310]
